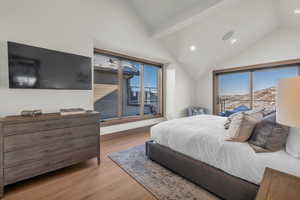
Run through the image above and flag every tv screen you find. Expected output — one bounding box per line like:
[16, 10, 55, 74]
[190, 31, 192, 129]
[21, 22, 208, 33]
[8, 41, 92, 90]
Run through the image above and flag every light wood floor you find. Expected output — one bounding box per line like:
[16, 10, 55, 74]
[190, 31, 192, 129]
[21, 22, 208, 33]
[3, 132, 156, 200]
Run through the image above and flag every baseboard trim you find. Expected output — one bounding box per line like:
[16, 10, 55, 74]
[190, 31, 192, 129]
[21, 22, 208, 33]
[100, 125, 153, 141]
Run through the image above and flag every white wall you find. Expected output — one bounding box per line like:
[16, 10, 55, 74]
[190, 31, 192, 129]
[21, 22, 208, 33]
[0, 0, 195, 134]
[196, 28, 300, 113]
[0, 0, 94, 117]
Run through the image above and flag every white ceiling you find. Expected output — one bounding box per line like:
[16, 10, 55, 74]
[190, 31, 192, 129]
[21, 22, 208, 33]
[161, 0, 278, 78]
[127, 0, 300, 79]
[127, 0, 223, 35]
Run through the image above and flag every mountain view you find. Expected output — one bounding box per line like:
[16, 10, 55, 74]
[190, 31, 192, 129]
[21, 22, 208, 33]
[219, 86, 276, 111]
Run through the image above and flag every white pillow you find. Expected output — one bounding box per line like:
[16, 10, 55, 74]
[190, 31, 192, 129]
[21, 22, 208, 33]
[286, 128, 300, 159]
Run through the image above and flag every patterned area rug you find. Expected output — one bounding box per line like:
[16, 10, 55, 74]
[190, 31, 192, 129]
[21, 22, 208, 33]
[109, 145, 220, 200]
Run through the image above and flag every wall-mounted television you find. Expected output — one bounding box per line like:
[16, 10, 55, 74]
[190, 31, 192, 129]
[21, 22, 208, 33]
[8, 41, 92, 90]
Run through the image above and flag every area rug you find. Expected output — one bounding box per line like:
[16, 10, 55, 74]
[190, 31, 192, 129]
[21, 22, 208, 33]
[108, 145, 220, 200]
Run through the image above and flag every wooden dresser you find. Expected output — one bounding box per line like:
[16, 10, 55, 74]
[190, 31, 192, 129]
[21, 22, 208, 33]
[0, 112, 100, 197]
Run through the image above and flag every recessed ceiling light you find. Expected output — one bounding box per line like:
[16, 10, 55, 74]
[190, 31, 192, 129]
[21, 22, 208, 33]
[230, 38, 237, 44]
[294, 9, 300, 14]
[223, 31, 235, 41]
[189, 45, 197, 52]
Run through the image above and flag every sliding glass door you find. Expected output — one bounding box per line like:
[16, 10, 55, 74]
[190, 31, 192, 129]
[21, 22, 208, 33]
[215, 65, 299, 114]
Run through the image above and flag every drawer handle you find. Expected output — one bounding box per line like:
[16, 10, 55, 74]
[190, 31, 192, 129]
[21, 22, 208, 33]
[43, 132, 72, 139]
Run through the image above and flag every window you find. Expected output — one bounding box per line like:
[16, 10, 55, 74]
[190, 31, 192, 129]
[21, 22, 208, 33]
[218, 72, 251, 112]
[144, 64, 161, 115]
[253, 66, 299, 110]
[122, 61, 141, 117]
[214, 64, 300, 114]
[94, 54, 119, 120]
[94, 49, 163, 124]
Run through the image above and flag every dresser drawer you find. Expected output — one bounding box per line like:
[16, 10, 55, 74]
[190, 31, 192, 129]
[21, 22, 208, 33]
[4, 152, 73, 185]
[71, 124, 99, 139]
[4, 146, 98, 185]
[3, 115, 99, 135]
[72, 135, 99, 150]
[4, 135, 98, 168]
[4, 124, 99, 152]
[4, 141, 73, 168]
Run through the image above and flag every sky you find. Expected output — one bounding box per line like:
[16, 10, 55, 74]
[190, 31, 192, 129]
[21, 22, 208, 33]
[219, 66, 299, 96]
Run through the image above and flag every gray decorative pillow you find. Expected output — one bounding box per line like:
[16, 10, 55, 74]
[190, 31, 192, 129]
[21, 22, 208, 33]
[249, 113, 289, 153]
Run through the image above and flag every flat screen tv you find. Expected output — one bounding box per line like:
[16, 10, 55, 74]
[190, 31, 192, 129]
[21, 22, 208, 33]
[8, 41, 92, 90]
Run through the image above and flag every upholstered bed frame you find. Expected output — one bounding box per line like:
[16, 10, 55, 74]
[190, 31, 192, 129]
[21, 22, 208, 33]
[146, 141, 259, 200]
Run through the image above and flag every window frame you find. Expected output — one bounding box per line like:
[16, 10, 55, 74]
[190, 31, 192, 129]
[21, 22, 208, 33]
[213, 58, 300, 115]
[94, 48, 164, 126]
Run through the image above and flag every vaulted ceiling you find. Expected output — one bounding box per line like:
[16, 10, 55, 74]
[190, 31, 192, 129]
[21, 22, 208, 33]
[127, 0, 223, 35]
[127, 0, 300, 79]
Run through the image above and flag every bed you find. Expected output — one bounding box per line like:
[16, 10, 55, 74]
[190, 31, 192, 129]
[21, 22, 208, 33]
[146, 115, 300, 200]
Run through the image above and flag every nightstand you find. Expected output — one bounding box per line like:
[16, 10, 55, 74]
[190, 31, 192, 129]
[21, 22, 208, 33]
[256, 168, 300, 200]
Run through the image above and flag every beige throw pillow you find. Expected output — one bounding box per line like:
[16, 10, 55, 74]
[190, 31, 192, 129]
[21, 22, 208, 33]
[225, 112, 263, 142]
[224, 108, 265, 129]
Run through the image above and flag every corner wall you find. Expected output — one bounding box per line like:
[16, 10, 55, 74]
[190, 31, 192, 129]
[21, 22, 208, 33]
[196, 28, 300, 113]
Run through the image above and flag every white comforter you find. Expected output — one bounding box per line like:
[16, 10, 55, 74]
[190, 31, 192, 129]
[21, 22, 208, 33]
[151, 115, 300, 184]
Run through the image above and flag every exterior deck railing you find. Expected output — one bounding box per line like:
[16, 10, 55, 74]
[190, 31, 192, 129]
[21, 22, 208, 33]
[219, 97, 275, 113]
[128, 86, 158, 105]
